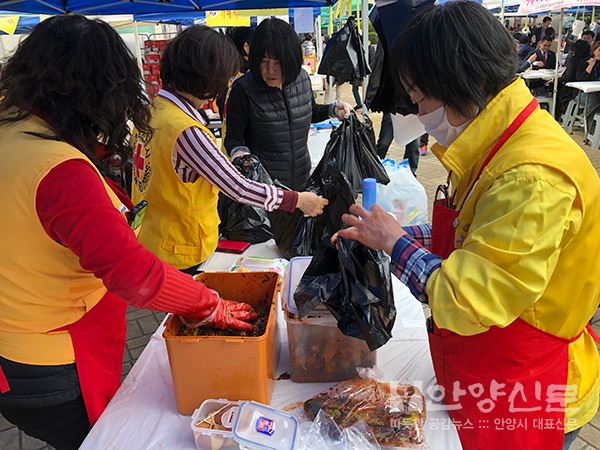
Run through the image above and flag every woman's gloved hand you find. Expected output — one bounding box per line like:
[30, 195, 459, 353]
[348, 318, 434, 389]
[296, 191, 329, 217]
[182, 290, 258, 331]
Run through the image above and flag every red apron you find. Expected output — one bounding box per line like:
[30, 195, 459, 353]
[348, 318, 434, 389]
[67, 293, 127, 425]
[428, 98, 583, 449]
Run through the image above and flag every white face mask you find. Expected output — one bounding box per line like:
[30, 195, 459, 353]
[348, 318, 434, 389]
[417, 105, 471, 148]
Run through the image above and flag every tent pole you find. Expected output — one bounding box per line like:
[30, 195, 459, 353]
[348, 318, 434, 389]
[552, 8, 564, 118]
[362, 0, 369, 111]
[315, 14, 323, 68]
[133, 20, 143, 74]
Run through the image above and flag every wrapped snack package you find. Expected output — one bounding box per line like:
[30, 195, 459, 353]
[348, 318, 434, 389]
[295, 409, 381, 450]
[303, 378, 427, 449]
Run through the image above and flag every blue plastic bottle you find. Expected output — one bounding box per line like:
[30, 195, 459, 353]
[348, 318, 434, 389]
[362, 178, 377, 211]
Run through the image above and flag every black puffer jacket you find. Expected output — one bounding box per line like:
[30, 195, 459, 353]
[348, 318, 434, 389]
[224, 70, 330, 191]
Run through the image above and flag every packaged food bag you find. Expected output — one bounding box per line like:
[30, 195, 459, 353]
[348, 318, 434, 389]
[303, 378, 428, 449]
[378, 159, 428, 225]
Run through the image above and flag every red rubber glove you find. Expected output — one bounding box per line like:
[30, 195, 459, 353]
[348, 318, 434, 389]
[183, 290, 258, 332]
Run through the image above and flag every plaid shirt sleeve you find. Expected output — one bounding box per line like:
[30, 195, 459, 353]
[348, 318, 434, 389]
[391, 233, 442, 303]
[402, 224, 432, 249]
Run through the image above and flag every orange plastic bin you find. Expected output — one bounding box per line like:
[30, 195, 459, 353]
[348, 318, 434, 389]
[163, 271, 279, 415]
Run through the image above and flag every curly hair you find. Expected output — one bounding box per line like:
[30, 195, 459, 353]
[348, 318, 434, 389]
[0, 15, 152, 171]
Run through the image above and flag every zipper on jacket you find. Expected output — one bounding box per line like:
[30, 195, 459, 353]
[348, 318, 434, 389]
[281, 88, 296, 189]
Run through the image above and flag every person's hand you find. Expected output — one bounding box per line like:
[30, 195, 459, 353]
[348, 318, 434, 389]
[296, 191, 329, 217]
[333, 101, 352, 120]
[182, 290, 258, 331]
[535, 60, 545, 68]
[334, 204, 406, 256]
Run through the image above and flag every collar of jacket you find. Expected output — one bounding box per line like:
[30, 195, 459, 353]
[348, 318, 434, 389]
[430, 78, 535, 200]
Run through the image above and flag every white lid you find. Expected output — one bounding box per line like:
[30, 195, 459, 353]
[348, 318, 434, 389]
[282, 257, 312, 315]
[232, 401, 298, 450]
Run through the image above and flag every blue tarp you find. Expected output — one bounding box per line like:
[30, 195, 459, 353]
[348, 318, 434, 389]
[0, 0, 332, 15]
[134, 6, 320, 25]
[134, 11, 206, 25]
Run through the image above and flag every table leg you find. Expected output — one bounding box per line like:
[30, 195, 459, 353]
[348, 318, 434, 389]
[584, 94, 590, 138]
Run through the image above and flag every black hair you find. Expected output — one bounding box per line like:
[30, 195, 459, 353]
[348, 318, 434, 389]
[582, 30, 595, 39]
[540, 36, 553, 43]
[543, 16, 552, 23]
[0, 15, 152, 169]
[519, 34, 531, 45]
[304, 34, 313, 41]
[513, 31, 523, 41]
[249, 18, 302, 86]
[572, 39, 592, 58]
[161, 25, 240, 100]
[231, 27, 254, 58]
[394, 1, 517, 118]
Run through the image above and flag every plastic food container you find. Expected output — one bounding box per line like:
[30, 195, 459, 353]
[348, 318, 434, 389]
[232, 401, 298, 450]
[191, 399, 241, 450]
[163, 272, 280, 415]
[282, 258, 376, 383]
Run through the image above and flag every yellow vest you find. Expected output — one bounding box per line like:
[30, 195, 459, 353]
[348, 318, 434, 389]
[429, 79, 600, 431]
[0, 114, 125, 365]
[132, 95, 220, 269]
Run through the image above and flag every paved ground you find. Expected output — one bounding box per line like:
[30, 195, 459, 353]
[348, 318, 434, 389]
[1, 88, 599, 449]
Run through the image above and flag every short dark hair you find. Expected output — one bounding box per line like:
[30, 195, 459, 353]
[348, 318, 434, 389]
[540, 36, 553, 43]
[572, 39, 592, 58]
[582, 30, 595, 39]
[231, 27, 254, 58]
[160, 26, 240, 99]
[519, 34, 531, 45]
[394, 1, 516, 118]
[0, 15, 151, 168]
[249, 18, 302, 86]
[543, 16, 552, 23]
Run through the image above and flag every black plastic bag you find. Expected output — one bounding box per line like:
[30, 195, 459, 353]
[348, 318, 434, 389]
[217, 154, 273, 244]
[276, 163, 356, 259]
[318, 17, 371, 84]
[294, 236, 396, 351]
[313, 113, 390, 193]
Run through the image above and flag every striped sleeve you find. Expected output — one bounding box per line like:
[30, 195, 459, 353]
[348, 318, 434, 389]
[390, 234, 442, 303]
[175, 126, 284, 211]
[402, 224, 432, 249]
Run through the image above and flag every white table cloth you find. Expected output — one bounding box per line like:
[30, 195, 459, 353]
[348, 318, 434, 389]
[520, 69, 563, 81]
[80, 241, 462, 450]
[564, 81, 600, 94]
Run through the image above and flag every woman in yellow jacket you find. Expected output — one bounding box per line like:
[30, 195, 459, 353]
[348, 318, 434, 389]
[338, 3, 599, 450]
[0, 16, 256, 450]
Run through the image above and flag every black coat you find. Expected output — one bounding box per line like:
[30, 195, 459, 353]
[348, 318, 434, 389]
[224, 70, 330, 191]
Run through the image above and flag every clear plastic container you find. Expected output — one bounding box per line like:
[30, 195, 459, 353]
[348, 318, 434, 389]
[191, 399, 241, 450]
[232, 401, 298, 450]
[282, 258, 376, 383]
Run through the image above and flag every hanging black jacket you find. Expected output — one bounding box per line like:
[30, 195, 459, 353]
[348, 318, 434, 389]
[224, 70, 330, 191]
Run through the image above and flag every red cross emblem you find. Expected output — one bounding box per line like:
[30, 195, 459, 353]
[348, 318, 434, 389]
[134, 142, 145, 180]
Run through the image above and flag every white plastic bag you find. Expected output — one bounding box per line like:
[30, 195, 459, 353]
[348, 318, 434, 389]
[295, 410, 381, 450]
[377, 160, 428, 225]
